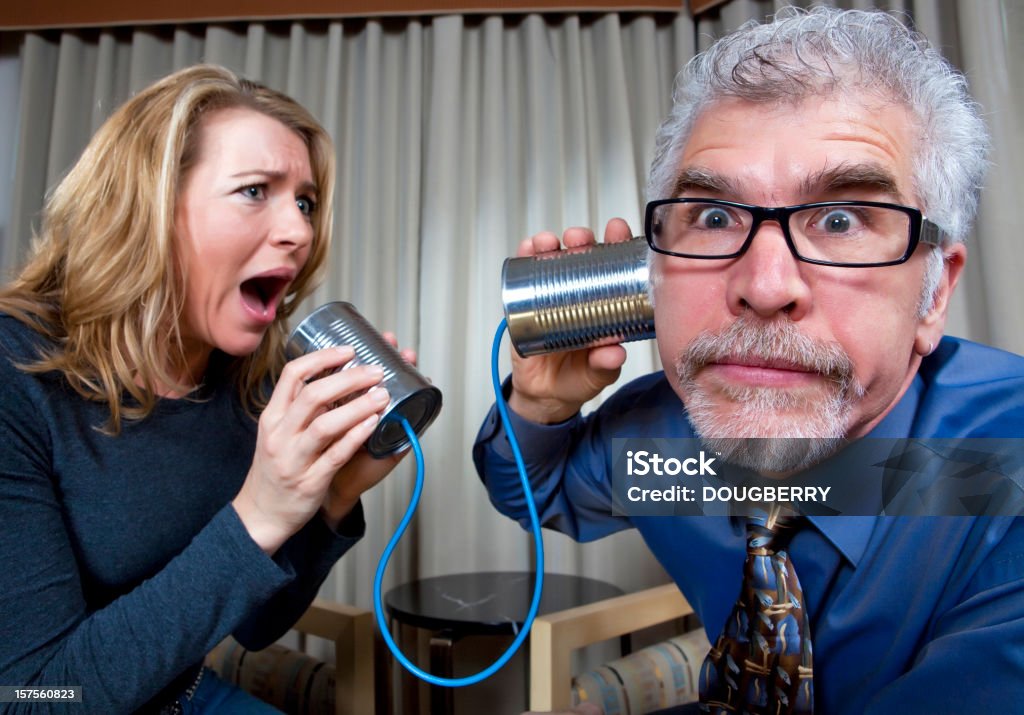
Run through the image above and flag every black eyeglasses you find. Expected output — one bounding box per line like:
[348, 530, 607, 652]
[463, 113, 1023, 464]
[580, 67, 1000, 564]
[644, 198, 945, 267]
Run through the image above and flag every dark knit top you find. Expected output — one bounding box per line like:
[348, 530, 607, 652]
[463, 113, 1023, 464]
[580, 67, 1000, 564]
[0, 314, 364, 713]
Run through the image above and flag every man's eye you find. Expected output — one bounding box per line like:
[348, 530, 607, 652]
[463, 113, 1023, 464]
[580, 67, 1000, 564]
[821, 210, 854, 233]
[804, 208, 870, 236]
[296, 196, 317, 217]
[696, 207, 734, 229]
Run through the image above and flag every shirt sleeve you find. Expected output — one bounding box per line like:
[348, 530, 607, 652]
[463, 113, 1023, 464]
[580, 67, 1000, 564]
[232, 502, 365, 650]
[471, 377, 632, 543]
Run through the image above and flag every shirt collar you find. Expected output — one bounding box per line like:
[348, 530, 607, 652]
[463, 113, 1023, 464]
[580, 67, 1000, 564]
[806, 373, 923, 567]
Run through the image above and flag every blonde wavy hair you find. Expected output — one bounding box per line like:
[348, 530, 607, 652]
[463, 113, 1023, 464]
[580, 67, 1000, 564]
[0, 64, 335, 431]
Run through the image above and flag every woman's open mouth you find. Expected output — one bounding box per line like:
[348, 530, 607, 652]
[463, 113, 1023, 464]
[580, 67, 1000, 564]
[239, 271, 293, 323]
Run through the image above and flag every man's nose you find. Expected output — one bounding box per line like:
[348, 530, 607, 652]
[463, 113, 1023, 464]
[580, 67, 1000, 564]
[725, 221, 812, 320]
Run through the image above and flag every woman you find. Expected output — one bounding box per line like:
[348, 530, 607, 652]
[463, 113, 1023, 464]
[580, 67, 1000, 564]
[0, 65, 410, 713]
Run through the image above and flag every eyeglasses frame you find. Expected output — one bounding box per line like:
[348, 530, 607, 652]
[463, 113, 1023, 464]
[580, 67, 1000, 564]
[643, 198, 945, 268]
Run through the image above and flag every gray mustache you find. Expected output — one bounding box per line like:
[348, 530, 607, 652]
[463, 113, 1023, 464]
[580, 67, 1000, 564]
[677, 315, 857, 387]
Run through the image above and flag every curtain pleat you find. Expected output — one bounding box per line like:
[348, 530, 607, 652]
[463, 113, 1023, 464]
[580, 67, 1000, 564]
[954, 1, 1024, 353]
[0, 1, 1020, 622]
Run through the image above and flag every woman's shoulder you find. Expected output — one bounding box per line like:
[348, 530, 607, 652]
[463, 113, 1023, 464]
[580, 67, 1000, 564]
[0, 313, 55, 365]
[0, 314, 58, 441]
[0, 314, 69, 415]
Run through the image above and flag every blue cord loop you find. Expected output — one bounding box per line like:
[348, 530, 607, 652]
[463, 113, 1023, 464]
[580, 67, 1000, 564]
[372, 318, 545, 686]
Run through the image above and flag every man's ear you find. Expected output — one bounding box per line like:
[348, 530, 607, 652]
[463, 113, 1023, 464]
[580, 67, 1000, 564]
[914, 243, 966, 356]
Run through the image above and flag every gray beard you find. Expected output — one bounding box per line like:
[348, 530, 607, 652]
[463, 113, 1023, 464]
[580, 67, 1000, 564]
[674, 314, 865, 473]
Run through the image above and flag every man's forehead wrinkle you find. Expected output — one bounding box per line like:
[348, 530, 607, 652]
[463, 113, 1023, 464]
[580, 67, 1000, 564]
[675, 159, 905, 206]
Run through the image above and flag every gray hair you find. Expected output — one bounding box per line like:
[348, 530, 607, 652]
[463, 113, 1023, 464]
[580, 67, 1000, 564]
[646, 6, 990, 247]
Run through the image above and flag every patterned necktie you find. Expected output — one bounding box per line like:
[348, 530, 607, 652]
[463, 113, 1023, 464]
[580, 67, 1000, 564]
[699, 505, 813, 714]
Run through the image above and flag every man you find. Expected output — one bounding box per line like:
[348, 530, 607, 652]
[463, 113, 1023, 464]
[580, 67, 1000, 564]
[474, 7, 1023, 714]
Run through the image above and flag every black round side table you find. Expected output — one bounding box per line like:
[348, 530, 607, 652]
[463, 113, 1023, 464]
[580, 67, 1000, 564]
[384, 571, 624, 714]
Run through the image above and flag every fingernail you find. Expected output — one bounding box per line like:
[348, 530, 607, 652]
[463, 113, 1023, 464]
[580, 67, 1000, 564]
[363, 413, 379, 427]
[368, 365, 384, 378]
[370, 387, 390, 403]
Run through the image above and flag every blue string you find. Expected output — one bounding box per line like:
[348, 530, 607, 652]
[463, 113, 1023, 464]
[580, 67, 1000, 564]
[372, 317, 545, 686]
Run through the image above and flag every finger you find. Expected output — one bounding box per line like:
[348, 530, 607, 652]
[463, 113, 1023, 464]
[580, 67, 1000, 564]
[521, 231, 561, 257]
[588, 344, 628, 372]
[584, 364, 624, 396]
[382, 333, 417, 366]
[293, 365, 386, 425]
[265, 346, 356, 419]
[301, 386, 391, 461]
[603, 217, 634, 243]
[562, 226, 597, 249]
[268, 371, 386, 470]
[313, 408, 384, 474]
[309, 389, 401, 473]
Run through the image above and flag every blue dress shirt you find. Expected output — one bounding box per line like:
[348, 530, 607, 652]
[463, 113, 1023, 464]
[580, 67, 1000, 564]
[473, 336, 1024, 713]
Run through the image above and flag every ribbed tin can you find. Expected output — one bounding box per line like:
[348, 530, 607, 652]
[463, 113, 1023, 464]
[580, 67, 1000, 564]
[286, 302, 442, 457]
[501, 237, 656, 357]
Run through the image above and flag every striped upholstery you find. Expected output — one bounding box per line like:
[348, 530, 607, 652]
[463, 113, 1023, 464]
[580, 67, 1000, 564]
[572, 629, 710, 715]
[206, 639, 335, 715]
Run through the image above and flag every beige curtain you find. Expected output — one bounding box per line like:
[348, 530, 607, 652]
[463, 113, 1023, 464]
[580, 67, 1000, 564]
[0, 14, 689, 614]
[0, 0, 1019, 622]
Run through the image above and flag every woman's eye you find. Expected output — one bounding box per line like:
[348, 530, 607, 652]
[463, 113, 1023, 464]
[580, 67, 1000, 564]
[239, 185, 266, 200]
[296, 196, 317, 217]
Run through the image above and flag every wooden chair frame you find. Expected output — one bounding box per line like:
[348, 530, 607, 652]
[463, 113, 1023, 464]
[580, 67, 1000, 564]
[288, 598, 378, 715]
[528, 583, 694, 711]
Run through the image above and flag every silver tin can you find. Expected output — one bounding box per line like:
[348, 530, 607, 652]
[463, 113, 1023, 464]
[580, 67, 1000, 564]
[286, 302, 442, 457]
[501, 237, 656, 357]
